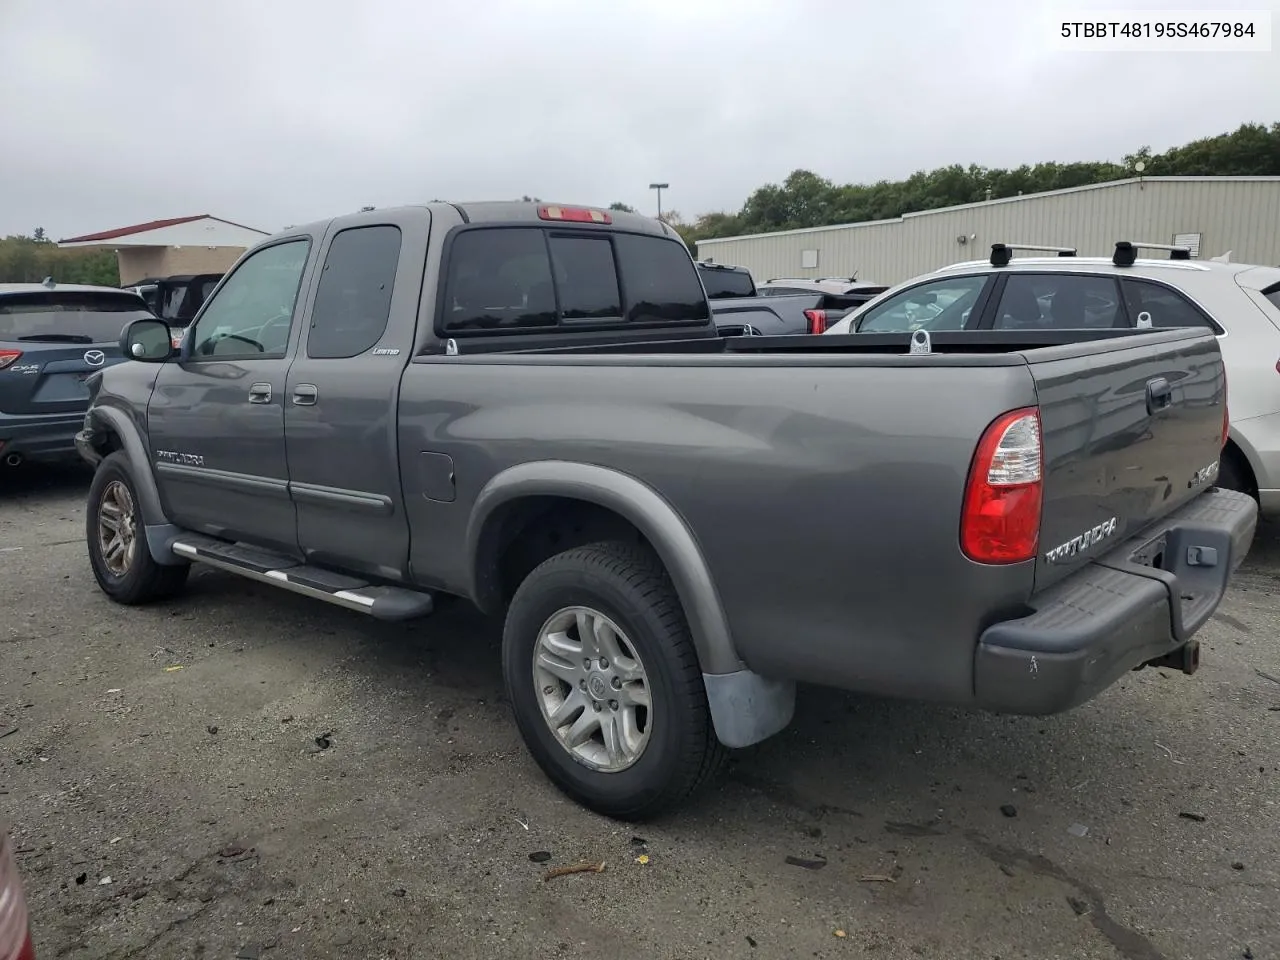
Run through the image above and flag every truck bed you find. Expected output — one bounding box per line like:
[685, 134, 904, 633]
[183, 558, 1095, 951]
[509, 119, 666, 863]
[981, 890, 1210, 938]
[403, 325, 1227, 700]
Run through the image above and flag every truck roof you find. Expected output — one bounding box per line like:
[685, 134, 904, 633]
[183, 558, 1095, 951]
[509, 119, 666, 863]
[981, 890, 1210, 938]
[274, 202, 680, 245]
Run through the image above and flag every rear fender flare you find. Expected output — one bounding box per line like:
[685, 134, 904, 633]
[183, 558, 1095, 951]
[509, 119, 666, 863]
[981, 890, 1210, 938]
[466, 460, 743, 675]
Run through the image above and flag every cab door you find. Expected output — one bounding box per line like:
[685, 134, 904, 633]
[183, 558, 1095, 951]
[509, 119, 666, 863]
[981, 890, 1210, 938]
[146, 237, 315, 552]
[283, 210, 429, 580]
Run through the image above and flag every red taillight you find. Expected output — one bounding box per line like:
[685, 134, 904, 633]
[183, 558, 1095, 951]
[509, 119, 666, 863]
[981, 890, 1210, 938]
[803, 309, 827, 334]
[961, 407, 1044, 564]
[0, 350, 21, 371]
[536, 205, 611, 225]
[0, 833, 34, 960]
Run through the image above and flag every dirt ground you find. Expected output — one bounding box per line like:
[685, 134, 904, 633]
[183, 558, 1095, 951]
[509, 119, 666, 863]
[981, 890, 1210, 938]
[2, 464, 1279, 960]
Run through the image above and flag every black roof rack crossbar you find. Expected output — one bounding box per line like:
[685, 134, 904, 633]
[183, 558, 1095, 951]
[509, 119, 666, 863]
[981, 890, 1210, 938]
[1113, 241, 1192, 266]
[989, 243, 1077, 267]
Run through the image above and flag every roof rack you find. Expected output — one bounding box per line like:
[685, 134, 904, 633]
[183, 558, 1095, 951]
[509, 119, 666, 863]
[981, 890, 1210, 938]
[1113, 241, 1192, 266]
[765, 276, 859, 284]
[990, 243, 1077, 267]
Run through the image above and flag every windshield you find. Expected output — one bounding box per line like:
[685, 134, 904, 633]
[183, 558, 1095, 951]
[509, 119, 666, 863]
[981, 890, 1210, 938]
[0, 290, 155, 343]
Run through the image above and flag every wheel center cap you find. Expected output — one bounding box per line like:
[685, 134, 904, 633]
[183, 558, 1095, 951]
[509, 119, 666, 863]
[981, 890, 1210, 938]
[587, 675, 609, 700]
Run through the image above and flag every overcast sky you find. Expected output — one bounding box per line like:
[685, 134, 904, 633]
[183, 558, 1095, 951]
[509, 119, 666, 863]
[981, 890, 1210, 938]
[1, 0, 1276, 239]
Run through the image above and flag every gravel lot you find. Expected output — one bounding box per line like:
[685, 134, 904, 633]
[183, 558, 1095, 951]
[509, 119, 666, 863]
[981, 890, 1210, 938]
[3, 464, 1279, 960]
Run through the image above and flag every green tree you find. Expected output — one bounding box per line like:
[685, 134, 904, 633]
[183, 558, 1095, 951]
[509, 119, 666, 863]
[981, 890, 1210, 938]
[608, 202, 635, 213]
[0, 234, 120, 286]
[684, 122, 1280, 243]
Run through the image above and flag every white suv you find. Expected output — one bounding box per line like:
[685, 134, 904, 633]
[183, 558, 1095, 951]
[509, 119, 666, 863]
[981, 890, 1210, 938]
[825, 242, 1280, 517]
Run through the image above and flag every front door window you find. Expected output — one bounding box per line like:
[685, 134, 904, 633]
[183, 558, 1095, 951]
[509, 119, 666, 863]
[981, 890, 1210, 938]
[189, 240, 310, 359]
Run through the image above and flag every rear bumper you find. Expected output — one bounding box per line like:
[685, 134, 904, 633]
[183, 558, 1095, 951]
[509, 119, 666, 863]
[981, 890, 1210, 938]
[974, 488, 1257, 715]
[0, 411, 87, 462]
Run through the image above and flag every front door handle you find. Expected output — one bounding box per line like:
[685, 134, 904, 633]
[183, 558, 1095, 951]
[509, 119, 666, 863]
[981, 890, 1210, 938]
[1146, 377, 1173, 415]
[248, 382, 272, 404]
[292, 383, 318, 406]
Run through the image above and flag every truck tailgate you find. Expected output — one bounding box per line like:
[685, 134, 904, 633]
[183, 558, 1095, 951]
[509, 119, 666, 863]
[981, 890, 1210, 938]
[1026, 328, 1227, 592]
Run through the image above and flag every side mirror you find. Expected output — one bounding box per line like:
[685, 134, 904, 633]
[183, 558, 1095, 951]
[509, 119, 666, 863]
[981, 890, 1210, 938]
[120, 318, 174, 362]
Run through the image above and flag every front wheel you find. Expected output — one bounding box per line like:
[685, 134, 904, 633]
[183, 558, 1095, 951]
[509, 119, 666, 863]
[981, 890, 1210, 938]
[86, 452, 189, 604]
[502, 540, 726, 820]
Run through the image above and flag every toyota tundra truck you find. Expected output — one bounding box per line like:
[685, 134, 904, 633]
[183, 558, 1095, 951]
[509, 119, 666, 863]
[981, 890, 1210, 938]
[75, 201, 1256, 819]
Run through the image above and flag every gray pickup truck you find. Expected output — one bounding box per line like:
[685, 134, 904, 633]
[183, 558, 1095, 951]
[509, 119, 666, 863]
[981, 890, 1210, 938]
[76, 201, 1256, 820]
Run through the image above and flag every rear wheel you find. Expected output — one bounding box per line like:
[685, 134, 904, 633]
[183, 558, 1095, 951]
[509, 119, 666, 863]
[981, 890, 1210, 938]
[502, 540, 726, 820]
[86, 452, 189, 604]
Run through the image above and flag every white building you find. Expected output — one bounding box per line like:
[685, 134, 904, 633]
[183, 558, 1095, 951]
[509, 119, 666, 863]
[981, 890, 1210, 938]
[58, 215, 271, 285]
[695, 177, 1280, 286]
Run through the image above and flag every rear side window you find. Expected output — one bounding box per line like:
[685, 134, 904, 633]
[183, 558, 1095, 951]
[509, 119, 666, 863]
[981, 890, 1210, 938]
[0, 291, 154, 343]
[1120, 278, 1216, 330]
[441, 228, 708, 333]
[992, 274, 1121, 330]
[307, 225, 403, 358]
[1262, 284, 1280, 312]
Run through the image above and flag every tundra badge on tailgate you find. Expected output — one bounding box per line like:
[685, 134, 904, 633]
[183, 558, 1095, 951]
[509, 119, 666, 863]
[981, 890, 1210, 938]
[1044, 517, 1119, 564]
[1188, 460, 1219, 489]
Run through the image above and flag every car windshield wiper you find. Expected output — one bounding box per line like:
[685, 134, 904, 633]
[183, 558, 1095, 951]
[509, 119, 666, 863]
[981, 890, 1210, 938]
[15, 334, 94, 343]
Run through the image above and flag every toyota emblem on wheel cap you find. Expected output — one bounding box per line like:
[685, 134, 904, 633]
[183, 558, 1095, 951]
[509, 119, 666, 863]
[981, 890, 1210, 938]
[83, 350, 106, 367]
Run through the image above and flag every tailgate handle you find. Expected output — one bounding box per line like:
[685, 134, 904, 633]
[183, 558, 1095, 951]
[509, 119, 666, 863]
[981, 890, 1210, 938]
[1146, 377, 1173, 415]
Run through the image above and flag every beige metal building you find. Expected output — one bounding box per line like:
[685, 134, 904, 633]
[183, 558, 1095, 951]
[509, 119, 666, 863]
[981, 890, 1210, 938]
[695, 177, 1280, 286]
[58, 215, 270, 285]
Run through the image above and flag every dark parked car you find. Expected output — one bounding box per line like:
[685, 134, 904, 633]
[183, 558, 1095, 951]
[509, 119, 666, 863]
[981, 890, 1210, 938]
[123, 273, 223, 347]
[696, 262, 887, 335]
[0, 282, 149, 466]
[78, 201, 1253, 819]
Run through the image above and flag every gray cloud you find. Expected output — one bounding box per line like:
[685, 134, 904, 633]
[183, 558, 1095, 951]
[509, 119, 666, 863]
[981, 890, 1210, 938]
[1, 0, 1276, 238]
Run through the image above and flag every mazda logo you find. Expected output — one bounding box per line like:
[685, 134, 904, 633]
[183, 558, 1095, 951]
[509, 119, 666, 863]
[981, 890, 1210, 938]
[83, 350, 106, 367]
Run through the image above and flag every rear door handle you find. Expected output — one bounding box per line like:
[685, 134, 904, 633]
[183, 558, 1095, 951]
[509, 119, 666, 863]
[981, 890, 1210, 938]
[1146, 376, 1173, 415]
[248, 382, 272, 404]
[292, 383, 318, 406]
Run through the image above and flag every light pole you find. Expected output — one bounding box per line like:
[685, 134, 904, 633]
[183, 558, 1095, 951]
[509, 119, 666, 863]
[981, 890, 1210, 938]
[649, 182, 669, 222]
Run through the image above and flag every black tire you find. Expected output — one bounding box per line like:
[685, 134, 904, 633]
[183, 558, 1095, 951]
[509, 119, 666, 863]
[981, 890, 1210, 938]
[86, 452, 189, 604]
[502, 540, 726, 820]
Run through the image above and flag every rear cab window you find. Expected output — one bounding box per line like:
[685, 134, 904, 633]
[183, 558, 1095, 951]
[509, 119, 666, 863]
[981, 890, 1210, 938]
[697, 266, 756, 299]
[440, 227, 709, 335]
[0, 290, 155, 344]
